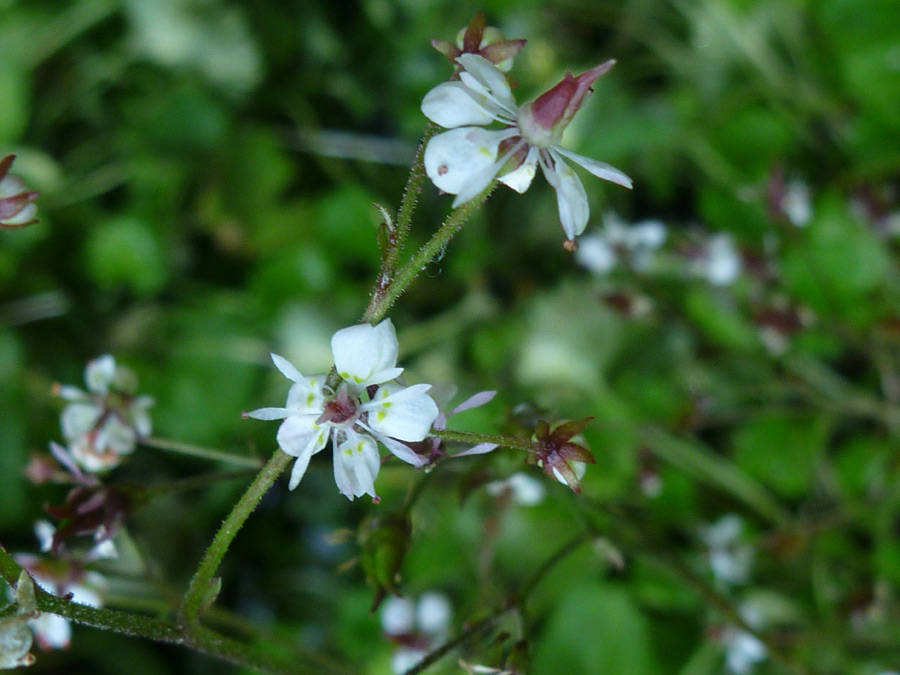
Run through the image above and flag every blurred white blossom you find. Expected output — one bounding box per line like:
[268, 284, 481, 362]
[381, 592, 452, 674]
[576, 211, 667, 275]
[55, 355, 153, 473]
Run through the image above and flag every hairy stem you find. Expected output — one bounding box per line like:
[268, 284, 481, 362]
[180, 448, 292, 627]
[431, 427, 533, 453]
[141, 436, 263, 468]
[363, 181, 496, 324]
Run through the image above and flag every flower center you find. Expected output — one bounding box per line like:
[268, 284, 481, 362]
[317, 384, 360, 427]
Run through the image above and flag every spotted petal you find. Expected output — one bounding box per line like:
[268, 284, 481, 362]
[333, 429, 381, 500]
[365, 383, 439, 442]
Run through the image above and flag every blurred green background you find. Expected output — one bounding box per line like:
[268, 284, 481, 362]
[2, 0, 899, 673]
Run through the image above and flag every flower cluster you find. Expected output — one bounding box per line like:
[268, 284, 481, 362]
[247, 320, 439, 501]
[54, 355, 153, 472]
[421, 53, 632, 244]
[0, 155, 38, 230]
[380, 592, 452, 674]
[11, 522, 111, 653]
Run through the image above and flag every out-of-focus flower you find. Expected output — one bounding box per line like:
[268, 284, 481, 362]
[246, 320, 439, 501]
[431, 12, 525, 74]
[0, 155, 38, 230]
[575, 211, 666, 275]
[717, 604, 767, 674]
[485, 472, 545, 506]
[381, 592, 452, 674]
[527, 418, 595, 492]
[693, 233, 742, 286]
[421, 54, 632, 243]
[0, 574, 37, 669]
[8, 525, 110, 655]
[699, 514, 754, 587]
[54, 355, 153, 472]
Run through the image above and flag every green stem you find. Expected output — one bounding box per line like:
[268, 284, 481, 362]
[3, 545, 346, 674]
[180, 448, 292, 627]
[431, 427, 533, 453]
[363, 181, 496, 324]
[386, 123, 439, 275]
[141, 436, 263, 468]
[403, 533, 590, 675]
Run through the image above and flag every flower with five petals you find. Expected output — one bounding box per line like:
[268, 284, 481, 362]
[246, 320, 439, 501]
[421, 54, 632, 243]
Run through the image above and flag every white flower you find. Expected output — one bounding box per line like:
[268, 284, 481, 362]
[381, 592, 452, 675]
[56, 355, 154, 472]
[695, 233, 742, 286]
[421, 54, 632, 241]
[247, 319, 439, 501]
[485, 472, 546, 506]
[699, 514, 754, 587]
[575, 211, 667, 275]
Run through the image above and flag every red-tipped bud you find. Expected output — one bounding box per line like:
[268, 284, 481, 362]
[517, 61, 616, 148]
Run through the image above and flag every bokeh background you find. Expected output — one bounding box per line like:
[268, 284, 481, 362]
[2, 0, 899, 673]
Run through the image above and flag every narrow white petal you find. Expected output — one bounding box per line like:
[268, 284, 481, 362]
[541, 153, 590, 239]
[245, 406, 292, 420]
[447, 390, 497, 416]
[450, 442, 498, 456]
[271, 353, 305, 383]
[498, 146, 538, 194]
[421, 82, 498, 127]
[554, 147, 633, 189]
[424, 127, 513, 197]
[288, 450, 313, 490]
[332, 439, 353, 498]
[331, 319, 400, 387]
[456, 54, 517, 114]
[369, 430, 428, 467]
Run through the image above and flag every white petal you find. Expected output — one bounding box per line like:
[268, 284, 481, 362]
[276, 415, 328, 458]
[331, 319, 402, 387]
[456, 54, 517, 114]
[554, 147, 633, 189]
[450, 442, 498, 456]
[333, 430, 380, 500]
[424, 127, 513, 196]
[245, 406, 292, 420]
[421, 82, 498, 128]
[365, 383, 439, 442]
[85, 355, 116, 394]
[60, 402, 102, 442]
[271, 353, 305, 383]
[574, 233, 616, 274]
[542, 152, 590, 239]
[29, 613, 72, 650]
[102, 417, 137, 455]
[498, 146, 538, 194]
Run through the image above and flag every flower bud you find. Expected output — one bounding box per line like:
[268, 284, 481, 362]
[432, 12, 525, 75]
[517, 61, 616, 148]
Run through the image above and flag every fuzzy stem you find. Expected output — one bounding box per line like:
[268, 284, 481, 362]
[141, 436, 263, 468]
[431, 427, 533, 453]
[386, 123, 439, 275]
[180, 448, 292, 627]
[363, 181, 496, 324]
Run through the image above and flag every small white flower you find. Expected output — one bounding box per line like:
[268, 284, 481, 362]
[421, 54, 632, 242]
[247, 320, 439, 500]
[576, 211, 667, 275]
[695, 233, 742, 286]
[381, 592, 452, 675]
[56, 355, 153, 472]
[485, 472, 546, 506]
[700, 514, 754, 587]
